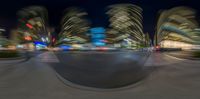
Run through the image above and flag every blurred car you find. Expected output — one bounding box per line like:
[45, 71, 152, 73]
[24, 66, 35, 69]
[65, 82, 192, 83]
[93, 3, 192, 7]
[95, 47, 118, 51]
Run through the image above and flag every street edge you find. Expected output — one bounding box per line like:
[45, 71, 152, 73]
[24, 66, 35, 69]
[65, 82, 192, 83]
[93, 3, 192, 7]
[55, 72, 147, 92]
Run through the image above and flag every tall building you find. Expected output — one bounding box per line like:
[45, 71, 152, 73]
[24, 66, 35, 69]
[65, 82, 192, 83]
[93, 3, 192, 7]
[106, 4, 146, 48]
[57, 7, 90, 45]
[17, 6, 50, 45]
[156, 6, 200, 49]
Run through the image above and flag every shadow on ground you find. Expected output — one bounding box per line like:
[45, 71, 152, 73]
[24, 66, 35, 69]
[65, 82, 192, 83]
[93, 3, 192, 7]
[49, 51, 151, 89]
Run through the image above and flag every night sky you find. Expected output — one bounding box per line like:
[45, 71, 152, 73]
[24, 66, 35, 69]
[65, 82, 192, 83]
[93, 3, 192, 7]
[0, 0, 199, 39]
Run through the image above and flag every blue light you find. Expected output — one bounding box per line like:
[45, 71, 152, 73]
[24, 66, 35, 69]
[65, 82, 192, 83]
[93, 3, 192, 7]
[91, 34, 106, 39]
[90, 27, 106, 34]
[59, 45, 72, 51]
[94, 42, 106, 46]
[90, 27, 106, 46]
[34, 41, 47, 46]
[34, 41, 47, 49]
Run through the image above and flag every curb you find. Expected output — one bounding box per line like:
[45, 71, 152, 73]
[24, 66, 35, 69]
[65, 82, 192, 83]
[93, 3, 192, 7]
[0, 56, 29, 64]
[0, 56, 26, 60]
[52, 51, 151, 92]
[55, 72, 147, 92]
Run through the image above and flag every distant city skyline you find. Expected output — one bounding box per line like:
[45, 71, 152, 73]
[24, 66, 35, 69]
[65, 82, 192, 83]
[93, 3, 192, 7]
[0, 0, 199, 39]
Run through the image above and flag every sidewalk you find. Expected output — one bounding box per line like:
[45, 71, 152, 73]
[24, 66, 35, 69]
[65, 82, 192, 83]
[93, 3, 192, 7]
[166, 51, 200, 60]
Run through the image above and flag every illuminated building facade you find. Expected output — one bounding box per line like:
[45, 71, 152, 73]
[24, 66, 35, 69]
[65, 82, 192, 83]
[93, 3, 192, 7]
[156, 6, 200, 50]
[106, 4, 146, 48]
[58, 7, 90, 45]
[16, 6, 50, 45]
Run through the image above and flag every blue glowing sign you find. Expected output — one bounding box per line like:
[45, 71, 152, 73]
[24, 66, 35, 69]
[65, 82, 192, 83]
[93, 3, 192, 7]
[90, 27, 106, 46]
[90, 27, 106, 34]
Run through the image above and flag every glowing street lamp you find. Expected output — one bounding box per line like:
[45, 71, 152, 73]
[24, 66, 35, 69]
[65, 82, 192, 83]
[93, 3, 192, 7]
[24, 36, 32, 41]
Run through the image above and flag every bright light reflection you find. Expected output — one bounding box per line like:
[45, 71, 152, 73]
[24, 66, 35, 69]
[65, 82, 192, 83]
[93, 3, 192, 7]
[160, 40, 200, 50]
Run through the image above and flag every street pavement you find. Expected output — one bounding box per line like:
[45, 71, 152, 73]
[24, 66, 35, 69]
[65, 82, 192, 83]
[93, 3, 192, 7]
[0, 51, 200, 99]
[166, 50, 200, 60]
[51, 51, 150, 89]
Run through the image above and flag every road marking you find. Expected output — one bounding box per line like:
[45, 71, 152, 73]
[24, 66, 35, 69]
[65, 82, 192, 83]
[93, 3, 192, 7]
[144, 53, 184, 67]
[164, 54, 186, 61]
[37, 52, 59, 63]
